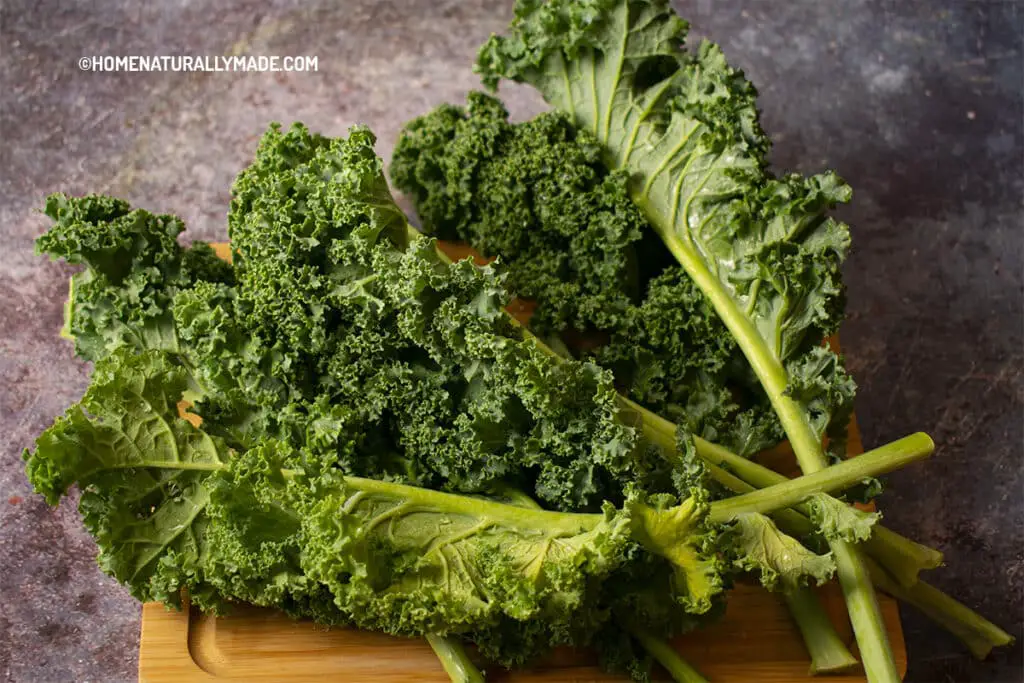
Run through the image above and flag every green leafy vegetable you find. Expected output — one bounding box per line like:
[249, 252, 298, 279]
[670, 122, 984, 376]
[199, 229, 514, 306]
[865, 558, 1016, 661]
[44, 124, 671, 513]
[392, 91, 783, 458]
[476, 1, 902, 678]
[478, 0, 856, 463]
[24, 123, 818, 678]
[27, 81, 1010, 679]
[727, 513, 834, 592]
[36, 194, 233, 360]
[28, 348, 898, 669]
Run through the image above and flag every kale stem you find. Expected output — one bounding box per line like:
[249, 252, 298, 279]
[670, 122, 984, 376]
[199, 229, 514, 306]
[694, 435, 943, 586]
[630, 628, 709, 683]
[719, 470, 1011, 662]
[426, 634, 486, 683]
[864, 526, 945, 588]
[864, 557, 1015, 660]
[345, 475, 598, 533]
[783, 588, 859, 674]
[704, 461, 820, 536]
[706, 436, 934, 523]
[830, 541, 897, 682]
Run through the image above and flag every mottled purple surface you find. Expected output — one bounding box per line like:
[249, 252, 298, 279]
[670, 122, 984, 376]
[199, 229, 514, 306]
[0, 1, 1021, 681]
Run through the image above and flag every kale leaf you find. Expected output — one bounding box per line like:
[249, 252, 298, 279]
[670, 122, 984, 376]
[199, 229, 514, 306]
[392, 91, 784, 457]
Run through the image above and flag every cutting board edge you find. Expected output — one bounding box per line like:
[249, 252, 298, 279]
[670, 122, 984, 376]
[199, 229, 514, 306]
[138, 594, 906, 682]
[139, 602, 218, 682]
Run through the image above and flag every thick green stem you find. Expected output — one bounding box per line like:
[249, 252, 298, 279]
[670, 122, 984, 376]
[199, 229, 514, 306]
[646, 219, 902, 681]
[706, 438, 933, 523]
[695, 435, 943, 586]
[864, 526, 944, 588]
[865, 558, 1015, 660]
[829, 541, 896, 682]
[628, 396, 942, 587]
[649, 234, 822, 472]
[426, 634, 486, 683]
[723, 472, 1011, 663]
[705, 462, 816, 537]
[631, 628, 709, 683]
[783, 588, 859, 674]
[345, 475, 598, 532]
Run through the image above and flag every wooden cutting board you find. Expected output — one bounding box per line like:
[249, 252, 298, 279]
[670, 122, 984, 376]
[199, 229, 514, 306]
[138, 242, 906, 682]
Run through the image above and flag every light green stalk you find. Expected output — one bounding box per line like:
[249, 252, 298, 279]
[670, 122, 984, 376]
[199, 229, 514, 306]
[715, 465, 1013, 660]
[705, 437, 933, 524]
[631, 628, 709, 683]
[865, 558, 1015, 660]
[426, 634, 486, 683]
[625, 394, 942, 586]
[783, 588, 859, 674]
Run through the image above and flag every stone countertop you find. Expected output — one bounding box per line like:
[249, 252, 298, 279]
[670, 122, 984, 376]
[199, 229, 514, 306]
[1, 0, 1020, 681]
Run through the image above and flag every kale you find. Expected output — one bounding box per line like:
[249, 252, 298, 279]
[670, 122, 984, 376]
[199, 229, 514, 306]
[392, 92, 784, 458]
[27, 346, 890, 669]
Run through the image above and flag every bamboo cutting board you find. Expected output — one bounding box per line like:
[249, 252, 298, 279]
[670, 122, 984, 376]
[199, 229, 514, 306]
[137, 242, 906, 682]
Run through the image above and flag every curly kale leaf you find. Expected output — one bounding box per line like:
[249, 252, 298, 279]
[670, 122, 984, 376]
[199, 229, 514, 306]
[392, 92, 783, 457]
[24, 348, 732, 666]
[36, 194, 232, 361]
[228, 123, 410, 364]
[391, 91, 646, 335]
[204, 122, 657, 509]
[37, 124, 670, 511]
[24, 349, 229, 609]
[477, 0, 856, 461]
[595, 266, 784, 456]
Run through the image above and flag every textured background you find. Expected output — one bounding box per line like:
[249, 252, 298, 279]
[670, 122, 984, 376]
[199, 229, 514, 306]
[1, 1, 1021, 681]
